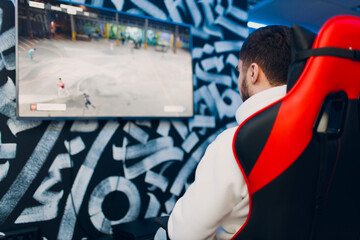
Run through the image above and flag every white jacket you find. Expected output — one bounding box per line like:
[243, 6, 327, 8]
[167, 85, 287, 240]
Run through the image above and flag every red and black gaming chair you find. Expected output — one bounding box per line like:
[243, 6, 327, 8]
[232, 15, 360, 240]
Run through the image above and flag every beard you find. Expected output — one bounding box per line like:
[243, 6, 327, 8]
[240, 78, 250, 102]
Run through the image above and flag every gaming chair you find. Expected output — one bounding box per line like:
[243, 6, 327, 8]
[232, 15, 360, 240]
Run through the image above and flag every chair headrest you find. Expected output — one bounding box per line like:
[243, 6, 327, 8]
[287, 15, 360, 94]
[287, 25, 316, 92]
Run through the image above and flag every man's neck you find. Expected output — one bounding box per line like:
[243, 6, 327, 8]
[236, 85, 287, 125]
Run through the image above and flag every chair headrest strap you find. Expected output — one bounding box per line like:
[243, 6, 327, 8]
[294, 47, 360, 62]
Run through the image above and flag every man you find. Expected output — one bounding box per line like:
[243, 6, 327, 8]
[57, 77, 65, 96]
[83, 92, 95, 109]
[166, 25, 291, 240]
[28, 48, 36, 61]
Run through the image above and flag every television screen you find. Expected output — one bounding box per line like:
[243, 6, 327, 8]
[16, 0, 193, 119]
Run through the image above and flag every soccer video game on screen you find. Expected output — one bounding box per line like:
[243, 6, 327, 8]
[16, 0, 194, 119]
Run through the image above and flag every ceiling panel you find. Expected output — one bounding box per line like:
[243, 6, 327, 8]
[248, 0, 360, 32]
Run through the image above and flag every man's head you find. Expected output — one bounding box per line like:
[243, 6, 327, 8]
[237, 25, 291, 101]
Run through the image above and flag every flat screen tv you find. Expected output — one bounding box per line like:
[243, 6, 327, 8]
[16, 0, 193, 119]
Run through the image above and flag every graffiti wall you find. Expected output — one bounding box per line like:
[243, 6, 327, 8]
[0, 0, 248, 239]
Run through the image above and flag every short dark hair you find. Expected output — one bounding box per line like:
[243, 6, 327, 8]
[239, 25, 291, 86]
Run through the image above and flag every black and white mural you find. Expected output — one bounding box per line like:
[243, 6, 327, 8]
[0, 0, 248, 239]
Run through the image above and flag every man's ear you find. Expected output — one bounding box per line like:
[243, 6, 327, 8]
[249, 63, 259, 84]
